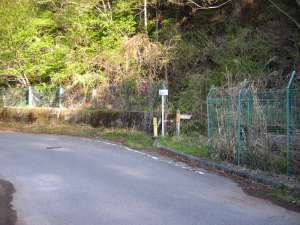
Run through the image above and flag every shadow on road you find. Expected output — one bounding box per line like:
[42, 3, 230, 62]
[0, 179, 17, 225]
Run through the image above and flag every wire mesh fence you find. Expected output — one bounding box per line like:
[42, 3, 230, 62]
[207, 71, 300, 176]
[1, 87, 28, 107]
[31, 86, 61, 108]
[95, 81, 162, 111]
[0, 81, 164, 111]
[63, 86, 92, 109]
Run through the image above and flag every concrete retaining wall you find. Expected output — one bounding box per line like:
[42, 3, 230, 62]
[0, 107, 154, 132]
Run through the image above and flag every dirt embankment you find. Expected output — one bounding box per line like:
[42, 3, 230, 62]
[0, 179, 16, 225]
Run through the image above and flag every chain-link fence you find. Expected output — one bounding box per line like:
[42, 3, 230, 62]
[0, 81, 165, 111]
[31, 86, 62, 108]
[207, 71, 300, 176]
[1, 87, 28, 107]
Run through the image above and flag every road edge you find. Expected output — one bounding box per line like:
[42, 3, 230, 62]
[159, 146, 300, 195]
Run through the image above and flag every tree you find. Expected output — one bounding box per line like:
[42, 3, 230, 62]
[0, 0, 38, 86]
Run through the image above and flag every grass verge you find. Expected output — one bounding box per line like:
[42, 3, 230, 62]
[0, 122, 153, 150]
[156, 135, 208, 157]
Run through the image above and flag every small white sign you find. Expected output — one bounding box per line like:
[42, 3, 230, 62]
[159, 89, 168, 96]
[180, 114, 192, 120]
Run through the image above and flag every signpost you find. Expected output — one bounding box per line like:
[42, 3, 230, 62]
[176, 110, 192, 135]
[159, 89, 168, 137]
[180, 114, 192, 120]
[159, 89, 168, 96]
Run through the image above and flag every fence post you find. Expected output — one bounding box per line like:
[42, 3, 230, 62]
[237, 88, 244, 166]
[286, 71, 296, 176]
[153, 117, 158, 137]
[59, 86, 64, 108]
[28, 86, 33, 106]
[206, 85, 215, 156]
[2, 88, 6, 106]
[125, 84, 129, 110]
[247, 88, 252, 125]
[237, 79, 249, 166]
[92, 87, 97, 109]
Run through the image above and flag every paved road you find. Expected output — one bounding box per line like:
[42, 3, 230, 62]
[0, 131, 299, 225]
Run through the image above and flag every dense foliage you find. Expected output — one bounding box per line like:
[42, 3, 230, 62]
[1, 0, 299, 129]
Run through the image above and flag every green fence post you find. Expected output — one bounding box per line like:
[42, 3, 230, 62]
[206, 85, 215, 156]
[237, 87, 244, 166]
[247, 87, 252, 126]
[286, 71, 296, 176]
[237, 79, 249, 166]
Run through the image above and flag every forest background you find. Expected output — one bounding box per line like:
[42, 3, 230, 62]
[0, 0, 300, 133]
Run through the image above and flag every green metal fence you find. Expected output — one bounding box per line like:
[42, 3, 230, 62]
[207, 71, 300, 175]
[0, 81, 164, 111]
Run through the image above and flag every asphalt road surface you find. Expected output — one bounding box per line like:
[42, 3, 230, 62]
[0, 131, 299, 225]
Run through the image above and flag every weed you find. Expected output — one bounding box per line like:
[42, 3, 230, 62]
[265, 184, 300, 204]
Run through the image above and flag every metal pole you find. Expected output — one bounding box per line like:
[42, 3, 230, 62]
[59, 86, 64, 108]
[125, 84, 129, 110]
[92, 87, 96, 109]
[162, 94, 165, 137]
[176, 110, 180, 136]
[237, 79, 248, 166]
[237, 87, 244, 166]
[286, 71, 296, 176]
[206, 85, 215, 155]
[3, 88, 6, 106]
[162, 81, 166, 104]
[28, 86, 32, 106]
[247, 87, 252, 125]
[161, 81, 167, 137]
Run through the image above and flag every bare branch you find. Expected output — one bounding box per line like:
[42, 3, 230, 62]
[144, 0, 147, 29]
[268, 0, 300, 29]
[168, 0, 233, 9]
[188, 0, 233, 9]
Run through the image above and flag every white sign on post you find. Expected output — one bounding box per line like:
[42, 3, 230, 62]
[159, 89, 168, 137]
[180, 114, 192, 120]
[159, 89, 168, 96]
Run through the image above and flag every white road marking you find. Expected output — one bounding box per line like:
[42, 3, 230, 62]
[81, 138, 207, 175]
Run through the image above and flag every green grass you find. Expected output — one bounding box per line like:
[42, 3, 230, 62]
[0, 122, 154, 150]
[101, 128, 153, 149]
[156, 134, 208, 157]
[265, 184, 300, 204]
